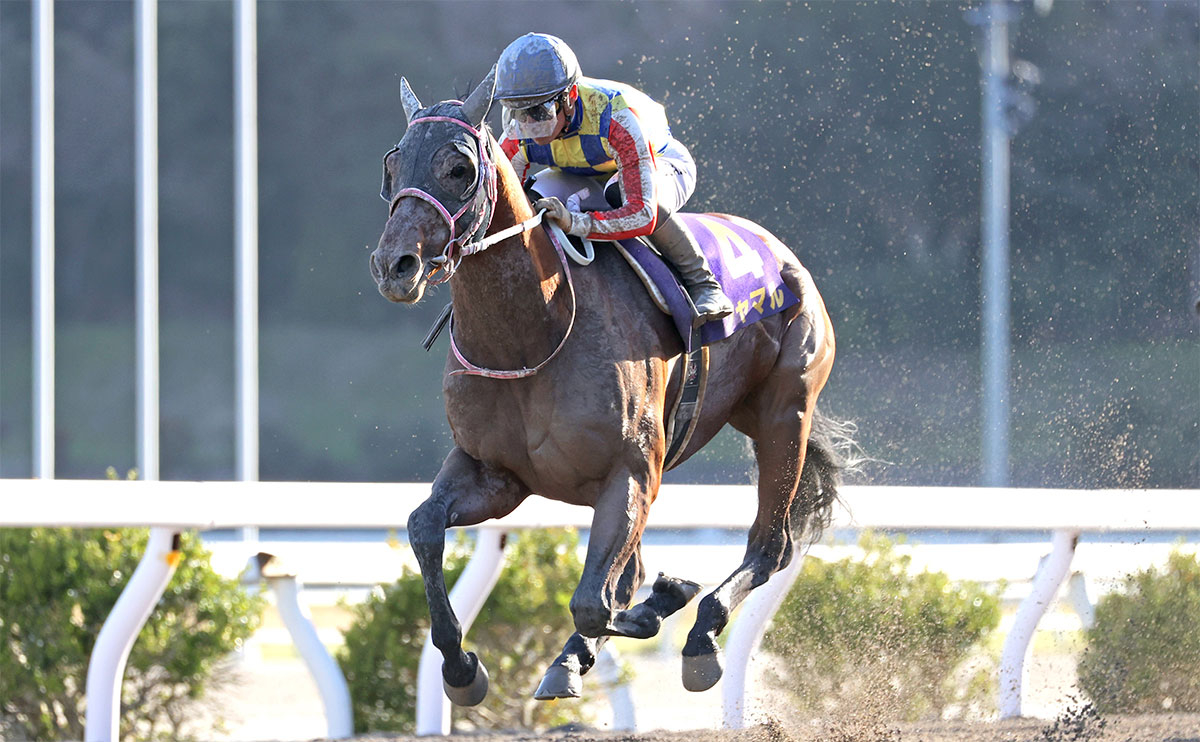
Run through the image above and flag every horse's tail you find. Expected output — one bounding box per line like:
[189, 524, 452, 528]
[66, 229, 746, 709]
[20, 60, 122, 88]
[790, 407, 863, 549]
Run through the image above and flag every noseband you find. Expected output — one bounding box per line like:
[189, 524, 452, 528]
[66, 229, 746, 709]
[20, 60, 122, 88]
[388, 113, 498, 285]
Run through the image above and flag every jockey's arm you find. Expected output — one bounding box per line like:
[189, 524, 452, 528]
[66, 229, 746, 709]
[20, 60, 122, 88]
[499, 135, 533, 183]
[567, 107, 659, 242]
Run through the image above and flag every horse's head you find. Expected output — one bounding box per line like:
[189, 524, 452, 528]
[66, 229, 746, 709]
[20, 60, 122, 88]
[370, 69, 497, 303]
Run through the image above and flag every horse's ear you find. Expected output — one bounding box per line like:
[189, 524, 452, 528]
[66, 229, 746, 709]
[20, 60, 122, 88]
[461, 65, 497, 129]
[400, 77, 423, 122]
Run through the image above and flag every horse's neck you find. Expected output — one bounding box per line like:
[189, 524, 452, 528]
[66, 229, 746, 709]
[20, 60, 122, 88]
[448, 141, 570, 370]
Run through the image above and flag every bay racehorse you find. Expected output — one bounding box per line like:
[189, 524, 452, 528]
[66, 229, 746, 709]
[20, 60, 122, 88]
[370, 67, 851, 706]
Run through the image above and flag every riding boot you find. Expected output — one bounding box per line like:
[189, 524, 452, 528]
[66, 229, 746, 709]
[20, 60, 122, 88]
[650, 213, 735, 326]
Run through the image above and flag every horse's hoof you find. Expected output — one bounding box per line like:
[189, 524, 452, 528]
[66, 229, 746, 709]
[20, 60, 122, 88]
[682, 648, 724, 692]
[443, 656, 490, 706]
[534, 664, 582, 700]
[654, 573, 703, 604]
[612, 604, 662, 639]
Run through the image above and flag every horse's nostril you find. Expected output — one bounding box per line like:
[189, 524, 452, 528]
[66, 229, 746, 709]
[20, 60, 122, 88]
[398, 254, 420, 278]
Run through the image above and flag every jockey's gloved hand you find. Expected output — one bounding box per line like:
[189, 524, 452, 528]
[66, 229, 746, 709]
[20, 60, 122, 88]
[533, 197, 575, 232]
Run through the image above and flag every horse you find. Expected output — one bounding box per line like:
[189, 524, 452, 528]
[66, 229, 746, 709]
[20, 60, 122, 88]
[370, 67, 851, 706]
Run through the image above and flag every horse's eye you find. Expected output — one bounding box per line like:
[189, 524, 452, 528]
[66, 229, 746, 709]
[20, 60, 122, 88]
[450, 164, 467, 179]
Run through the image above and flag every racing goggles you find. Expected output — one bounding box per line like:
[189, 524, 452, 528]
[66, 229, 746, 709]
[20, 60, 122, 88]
[503, 98, 559, 140]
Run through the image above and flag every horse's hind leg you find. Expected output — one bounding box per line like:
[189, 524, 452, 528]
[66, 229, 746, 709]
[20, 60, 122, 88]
[680, 414, 811, 691]
[611, 572, 703, 639]
[408, 447, 530, 706]
[682, 308, 833, 691]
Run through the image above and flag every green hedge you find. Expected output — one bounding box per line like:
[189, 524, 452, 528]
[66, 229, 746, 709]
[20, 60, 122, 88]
[1078, 549, 1200, 713]
[338, 529, 592, 733]
[763, 532, 1001, 720]
[0, 528, 263, 741]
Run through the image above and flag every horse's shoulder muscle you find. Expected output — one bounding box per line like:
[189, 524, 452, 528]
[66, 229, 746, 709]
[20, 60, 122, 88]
[569, 247, 681, 353]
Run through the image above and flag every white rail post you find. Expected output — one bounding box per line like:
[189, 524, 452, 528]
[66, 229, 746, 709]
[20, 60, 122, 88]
[594, 643, 636, 731]
[998, 528, 1080, 718]
[416, 527, 507, 736]
[721, 546, 802, 728]
[84, 528, 181, 741]
[1066, 572, 1095, 629]
[266, 574, 354, 738]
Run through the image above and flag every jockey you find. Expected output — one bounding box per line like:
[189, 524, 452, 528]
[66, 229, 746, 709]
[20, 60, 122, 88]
[494, 32, 734, 326]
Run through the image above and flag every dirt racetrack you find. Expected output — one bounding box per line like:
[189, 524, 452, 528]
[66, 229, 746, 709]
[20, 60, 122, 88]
[337, 713, 1200, 742]
[207, 649, 1200, 742]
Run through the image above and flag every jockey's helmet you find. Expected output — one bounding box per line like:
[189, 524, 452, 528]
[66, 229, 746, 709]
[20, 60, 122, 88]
[495, 33, 580, 109]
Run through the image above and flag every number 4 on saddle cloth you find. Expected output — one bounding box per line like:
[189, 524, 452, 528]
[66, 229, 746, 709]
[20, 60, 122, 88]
[614, 213, 800, 347]
[555, 212, 801, 469]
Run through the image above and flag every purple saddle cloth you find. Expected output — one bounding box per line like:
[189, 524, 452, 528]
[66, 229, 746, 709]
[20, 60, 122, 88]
[618, 213, 800, 346]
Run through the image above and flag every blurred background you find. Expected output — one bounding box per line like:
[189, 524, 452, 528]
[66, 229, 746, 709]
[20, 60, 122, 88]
[0, 0, 1196, 487]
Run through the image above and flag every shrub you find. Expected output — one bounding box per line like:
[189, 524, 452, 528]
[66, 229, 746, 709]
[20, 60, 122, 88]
[338, 528, 591, 733]
[0, 528, 263, 741]
[1077, 549, 1200, 712]
[335, 546, 427, 733]
[762, 532, 1002, 721]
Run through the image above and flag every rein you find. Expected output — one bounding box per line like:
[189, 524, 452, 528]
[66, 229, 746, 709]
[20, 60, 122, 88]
[448, 223, 579, 379]
[391, 110, 578, 379]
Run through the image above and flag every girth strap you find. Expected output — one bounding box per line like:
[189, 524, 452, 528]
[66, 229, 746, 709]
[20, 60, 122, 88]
[663, 326, 709, 469]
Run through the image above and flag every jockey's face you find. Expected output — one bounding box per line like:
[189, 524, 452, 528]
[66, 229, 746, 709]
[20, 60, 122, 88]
[531, 87, 576, 146]
[530, 108, 565, 145]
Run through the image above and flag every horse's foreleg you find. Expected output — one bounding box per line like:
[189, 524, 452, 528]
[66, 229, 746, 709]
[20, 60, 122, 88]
[681, 407, 813, 692]
[530, 470, 653, 697]
[570, 470, 655, 638]
[534, 633, 603, 700]
[409, 448, 530, 706]
[535, 547, 644, 700]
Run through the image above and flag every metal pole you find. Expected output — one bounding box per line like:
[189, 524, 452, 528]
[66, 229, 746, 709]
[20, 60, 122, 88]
[980, 0, 1012, 487]
[1, 5, 4, 476]
[136, 0, 160, 482]
[1, 4, 4, 476]
[32, 0, 54, 479]
[235, 0, 259, 492]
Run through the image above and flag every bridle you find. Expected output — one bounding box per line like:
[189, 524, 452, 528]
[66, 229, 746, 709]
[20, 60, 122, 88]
[382, 107, 578, 379]
[385, 112, 498, 285]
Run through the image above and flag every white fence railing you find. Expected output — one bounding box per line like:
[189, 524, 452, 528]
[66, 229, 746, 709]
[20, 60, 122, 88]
[3, 480, 1199, 739]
